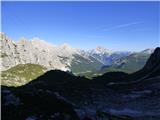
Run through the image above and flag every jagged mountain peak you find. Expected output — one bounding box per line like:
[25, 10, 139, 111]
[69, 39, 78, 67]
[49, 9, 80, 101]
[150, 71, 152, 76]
[96, 46, 107, 51]
[93, 46, 112, 54]
[31, 37, 55, 46]
[18, 37, 29, 44]
[60, 43, 71, 49]
[31, 38, 57, 52]
[59, 43, 76, 53]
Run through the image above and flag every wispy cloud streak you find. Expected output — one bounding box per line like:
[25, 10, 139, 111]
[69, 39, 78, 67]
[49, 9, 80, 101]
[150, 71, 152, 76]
[103, 22, 142, 31]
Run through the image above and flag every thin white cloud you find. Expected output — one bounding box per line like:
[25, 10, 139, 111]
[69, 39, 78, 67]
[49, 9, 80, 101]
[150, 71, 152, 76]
[103, 22, 142, 31]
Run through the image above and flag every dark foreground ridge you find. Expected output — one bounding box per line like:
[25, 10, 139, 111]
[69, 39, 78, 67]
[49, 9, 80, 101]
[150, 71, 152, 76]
[2, 47, 160, 120]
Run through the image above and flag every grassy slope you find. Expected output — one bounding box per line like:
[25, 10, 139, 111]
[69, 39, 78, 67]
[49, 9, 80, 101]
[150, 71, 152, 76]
[1, 64, 46, 86]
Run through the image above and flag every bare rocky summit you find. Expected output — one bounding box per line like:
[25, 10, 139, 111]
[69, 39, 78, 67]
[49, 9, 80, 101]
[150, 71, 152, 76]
[0, 33, 81, 71]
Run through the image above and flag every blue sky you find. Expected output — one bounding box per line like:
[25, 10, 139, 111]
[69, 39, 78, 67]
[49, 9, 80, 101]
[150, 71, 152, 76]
[1, 1, 160, 51]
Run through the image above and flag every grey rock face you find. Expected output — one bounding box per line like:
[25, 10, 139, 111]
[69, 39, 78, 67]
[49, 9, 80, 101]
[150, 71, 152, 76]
[0, 33, 77, 71]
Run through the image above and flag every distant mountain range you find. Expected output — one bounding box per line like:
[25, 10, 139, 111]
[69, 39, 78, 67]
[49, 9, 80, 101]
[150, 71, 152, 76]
[0, 33, 154, 85]
[2, 47, 160, 120]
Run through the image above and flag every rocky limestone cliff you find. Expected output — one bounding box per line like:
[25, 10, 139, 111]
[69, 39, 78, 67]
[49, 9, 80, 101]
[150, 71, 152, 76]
[0, 33, 77, 71]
